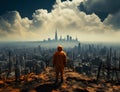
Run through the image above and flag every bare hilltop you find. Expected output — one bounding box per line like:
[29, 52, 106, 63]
[0, 67, 120, 92]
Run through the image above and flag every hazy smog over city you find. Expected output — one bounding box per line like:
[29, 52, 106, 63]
[0, 0, 120, 42]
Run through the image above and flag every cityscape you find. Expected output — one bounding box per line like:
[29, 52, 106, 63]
[0, 0, 120, 91]
[40, 30, 79, 48]
[0, 32, 120, 91]
[0, 36, 120, 79]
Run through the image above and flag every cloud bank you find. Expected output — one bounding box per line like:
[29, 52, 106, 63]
[79, 0, 120, 20]
[0, 0, 120, 42]
[79, 0, 120, 29]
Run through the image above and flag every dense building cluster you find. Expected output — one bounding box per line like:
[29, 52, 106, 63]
[0, 41, 120, 82]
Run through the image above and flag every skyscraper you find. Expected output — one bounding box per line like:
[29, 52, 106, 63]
[55, 30, 58, 40]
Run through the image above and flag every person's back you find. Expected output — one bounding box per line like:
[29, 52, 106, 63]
[53, 51, 66, 68]
[53, 45, 66, 83]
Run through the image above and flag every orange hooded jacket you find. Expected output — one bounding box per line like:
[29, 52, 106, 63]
[53, 46, 67, 72]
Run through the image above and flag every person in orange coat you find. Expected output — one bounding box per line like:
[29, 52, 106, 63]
[53, 45, 67, 83]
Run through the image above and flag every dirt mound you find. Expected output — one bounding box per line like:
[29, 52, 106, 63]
[0, 67, 120, 92]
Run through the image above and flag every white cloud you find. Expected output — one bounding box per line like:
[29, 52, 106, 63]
[0, 0, 120, 42]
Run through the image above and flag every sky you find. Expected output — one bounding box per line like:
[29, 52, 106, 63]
[0, 0, 120, 42]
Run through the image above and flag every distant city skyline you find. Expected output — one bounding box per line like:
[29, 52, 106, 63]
[43, 29, 78, 41]
[40, 30, 79, 48]
[0, 0, 120, 42]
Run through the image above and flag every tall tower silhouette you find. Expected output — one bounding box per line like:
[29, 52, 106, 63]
[55, 29, 58, 40]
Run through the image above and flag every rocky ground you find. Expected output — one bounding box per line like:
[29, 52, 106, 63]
[0, 67, 120, 92]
